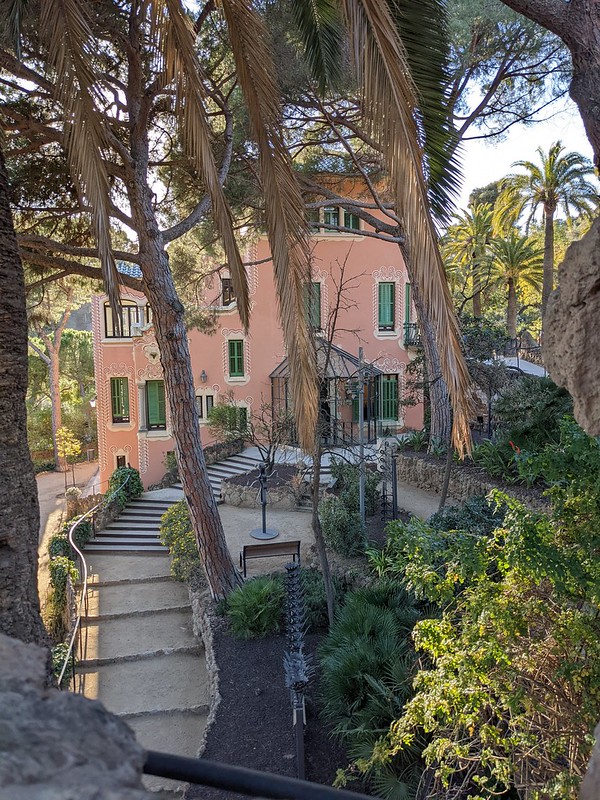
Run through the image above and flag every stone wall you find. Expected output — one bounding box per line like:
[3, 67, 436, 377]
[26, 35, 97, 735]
[221, 478, 297, 510]
[0, 633, 153, 799]
[395, 452, 547, 511]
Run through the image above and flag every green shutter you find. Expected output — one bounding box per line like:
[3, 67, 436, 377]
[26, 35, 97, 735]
[382, 376, 398, 420]
[305, 282, 321, 328]
[378, 282, 395, 329]
[344, 210, 360, 230]
[110, 378, 129, 422]
[228, 340, 244, 376]
[405, 283, 411, 324]
[147, 380, 166, 428]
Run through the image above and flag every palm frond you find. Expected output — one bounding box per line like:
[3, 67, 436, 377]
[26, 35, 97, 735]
[151, 0, 249, 329]
[341, 0, 472, 454]
[39, 0, 120, 323]
[290, 0, 345, 93]
[0, 0, 29, 55]
[219, 0, 318, 451]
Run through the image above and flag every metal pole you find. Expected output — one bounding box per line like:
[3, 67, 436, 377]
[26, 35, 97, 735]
[260, 464, 267, 534]
[358, 347, 366, 526]
[391, 451, 398, 520]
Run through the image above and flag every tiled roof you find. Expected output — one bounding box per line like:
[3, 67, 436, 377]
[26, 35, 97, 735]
[116, 261, 143, 279]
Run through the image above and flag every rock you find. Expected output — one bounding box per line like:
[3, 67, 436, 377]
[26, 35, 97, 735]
[0, 633, 153, 799]
[545, 219, 600, 435]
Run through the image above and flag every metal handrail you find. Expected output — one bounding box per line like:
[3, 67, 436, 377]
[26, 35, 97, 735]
[144, 750, 374, 799]
[56, 474, 131, 688]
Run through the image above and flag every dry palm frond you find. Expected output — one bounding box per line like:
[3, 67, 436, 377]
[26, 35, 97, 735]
[218, 0, 319, 451]
[39, 0, 120, 326]
[150, 0, 249, 329]
[342, 0, 472, 454]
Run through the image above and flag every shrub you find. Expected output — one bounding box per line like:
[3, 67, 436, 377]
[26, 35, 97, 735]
[330, 460, 380, 516]
[33, 459, 56, 474]
[48, 533, 72, 559]
[108, 466, 143, 506]
[301, 568, 347, 632]
[428, 494, 507, 538]
[226, 575, 284, 639]
[61, 518, 93, 550]
[49, 556, 79, 597]
[159, 500, 201, 582]
[51, 641, 73, 688]
[493, 375, 573, 451]
[470, 438, 517, 482]
[319, 582, 423, 798]
[403, 428, 428, 451]
[320, 495, 365, 557]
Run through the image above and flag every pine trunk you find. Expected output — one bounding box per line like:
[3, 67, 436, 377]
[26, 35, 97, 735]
[472, 259, 482, 317]
[0, 145, 46, 644]
[49, 349, 62, 467]
[542, 206, 555, 327]
[126, 118, 241, 599]
[310, 445, 335, 627]
[507, 277, 518, 340]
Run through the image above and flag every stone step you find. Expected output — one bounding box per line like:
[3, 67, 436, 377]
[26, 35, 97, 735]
[86, 578, 188, 616]
[85, 542, 168, 554]
[119, 509, 170, 519]
[80, 650, 209, 717]
[86, 553, 172, 581]
[80, 607, 197, 662]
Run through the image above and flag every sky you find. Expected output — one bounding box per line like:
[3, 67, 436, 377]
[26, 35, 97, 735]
[456, 96, 595, 211]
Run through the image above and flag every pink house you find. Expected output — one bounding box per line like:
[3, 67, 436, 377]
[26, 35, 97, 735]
[92, 203, 423, 489]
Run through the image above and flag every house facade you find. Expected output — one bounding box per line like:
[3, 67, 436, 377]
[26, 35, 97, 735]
[92, 208, 423, 489]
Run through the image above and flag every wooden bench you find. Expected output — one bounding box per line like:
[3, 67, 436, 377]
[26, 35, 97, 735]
[239, 540, 301, 578]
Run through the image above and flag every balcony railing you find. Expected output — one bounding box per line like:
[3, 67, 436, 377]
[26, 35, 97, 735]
[403, 322, 421, 348]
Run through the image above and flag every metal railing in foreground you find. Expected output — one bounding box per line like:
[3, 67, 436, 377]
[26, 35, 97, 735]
[144, 750, 374, 799]
[56, 474, 131, 689]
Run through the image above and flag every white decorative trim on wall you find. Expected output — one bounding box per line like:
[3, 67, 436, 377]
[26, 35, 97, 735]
[138, 437, 149, 475]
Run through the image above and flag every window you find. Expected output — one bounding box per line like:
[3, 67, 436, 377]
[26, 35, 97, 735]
[307, 209, 320, 232]
[228, 340, 245, 377]
[381, 375, 399, 420]
[378, 282, 396, 331]
[323, 206, 339, 230]
[146, 380, 166, 429]
[405, 283, 412, 325]
[196, 394, 214, 419]
[344, 210, 360, 230]
[110, 377, 130, 423]
[116, 455, 127, 469]
[104, 300, 141, 338]
[221, 278, 235, 306]
[144, 305, 153, 326]
[304, 282, 321, 329]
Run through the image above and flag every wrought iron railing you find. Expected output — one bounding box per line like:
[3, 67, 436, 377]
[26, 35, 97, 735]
[403, 322, 421, 348]
[56, 474, 131, 689]
[143, 750, 374, 799]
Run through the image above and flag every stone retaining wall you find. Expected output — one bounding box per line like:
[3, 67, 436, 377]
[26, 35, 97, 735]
[395, 452, 547, 511]
[221, 479, 298, 510]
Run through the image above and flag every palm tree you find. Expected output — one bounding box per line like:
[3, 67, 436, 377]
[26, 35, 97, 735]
[0, 0, 472, 621]
[489, 231, 543, 340]
[498, 141, 597, 325]
[443, 203, 494, 316]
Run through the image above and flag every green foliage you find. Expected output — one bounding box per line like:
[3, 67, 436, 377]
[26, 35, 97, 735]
[207, 401, 248, 442]
[403, 428, 428, 451]
[493, 375, 573, 451]
[470, 438, 517, 482]
[163, 450, 178, 477]
[319, 583, 423, 799]
[33, 458, 56, 474]
[428, 494, 507, 536]
[301, 568, 346, 632]
[51, 642, 73, 688]
[48, 556, 79, 597]
[108, 466, 143, 507]
[320, 496, 364, 557]
[225, 576, 284, 639]
[330, 459, 380, 516]
[366, 487, 600, 798]
[159, 500, 201, 582]
[60, 518, 93, 550]
[48, 533, 72, 559]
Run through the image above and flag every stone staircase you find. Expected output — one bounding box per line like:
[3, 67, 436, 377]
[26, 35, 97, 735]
[85, 497, 173, 554]
[173, 451, 263, 501]
[79, 553, 209, 794]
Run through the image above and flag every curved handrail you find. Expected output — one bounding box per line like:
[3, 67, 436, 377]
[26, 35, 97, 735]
[56, 474, 131, 688]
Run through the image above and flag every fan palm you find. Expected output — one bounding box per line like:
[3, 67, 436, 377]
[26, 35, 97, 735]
[497, 141, 597, 324]
[489, 232, 543, 340]
[443, 203, 494, 316]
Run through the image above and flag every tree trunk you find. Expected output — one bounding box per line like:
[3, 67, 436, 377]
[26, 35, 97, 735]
[507, 277, 518, 340]
[472, 258, 482, 317]
[49, 350, 62, 467]
[541, 206, 555, 326]
[126, 113, 241, 599]
[410, 279, 452, 444]
[0, 145, 46, 645]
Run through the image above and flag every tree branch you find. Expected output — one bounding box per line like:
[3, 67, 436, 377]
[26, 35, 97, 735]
[498, 0, 571, 41]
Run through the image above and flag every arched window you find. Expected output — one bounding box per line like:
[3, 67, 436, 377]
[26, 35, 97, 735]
[104, 300, 141, 338]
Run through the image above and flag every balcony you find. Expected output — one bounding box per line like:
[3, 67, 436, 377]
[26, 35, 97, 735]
[403, 322, 421, 348]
